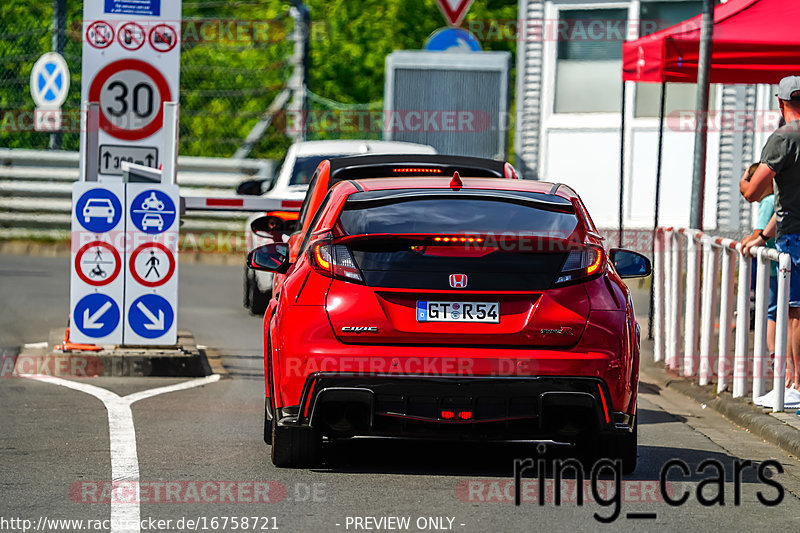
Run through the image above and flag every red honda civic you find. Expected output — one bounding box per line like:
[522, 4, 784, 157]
[248, 171, 650, 471]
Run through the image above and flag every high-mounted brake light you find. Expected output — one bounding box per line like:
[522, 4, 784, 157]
[393, 167, 442, 174]
[441, 410, 472, 420]
[554, 244, 605, 286]
[432, 236, 484, 243]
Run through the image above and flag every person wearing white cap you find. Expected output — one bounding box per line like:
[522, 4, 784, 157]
[741, 75, 800, 408]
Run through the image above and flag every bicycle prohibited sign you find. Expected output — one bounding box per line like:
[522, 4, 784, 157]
[75, 241, 122, 287]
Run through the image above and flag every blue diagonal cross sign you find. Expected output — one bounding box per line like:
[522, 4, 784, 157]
[74, 294, 120, 338]
[128, 294, 174, 339]
[30, 53, 70, 108]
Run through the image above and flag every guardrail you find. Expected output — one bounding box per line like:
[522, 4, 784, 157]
[654, 227, 792, 412]
[0, 149, 274, 239]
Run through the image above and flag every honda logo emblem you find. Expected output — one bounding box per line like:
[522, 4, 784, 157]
[449, 274, 468, 289]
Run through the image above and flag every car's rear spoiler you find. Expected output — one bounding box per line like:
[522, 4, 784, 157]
[342, 188, 575, 213]
[328, 154, 518, 185]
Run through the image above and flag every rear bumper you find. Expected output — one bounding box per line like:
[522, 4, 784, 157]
[275, 373, 634, 442]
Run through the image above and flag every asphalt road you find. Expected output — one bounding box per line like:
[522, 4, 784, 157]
[1, 253, 800, 533]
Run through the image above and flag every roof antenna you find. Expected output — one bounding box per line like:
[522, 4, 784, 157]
[450, 171, 463, 189]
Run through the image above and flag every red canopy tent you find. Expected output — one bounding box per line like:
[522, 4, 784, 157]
[619, 0, 800, 337]
[623, 0, 800, 84]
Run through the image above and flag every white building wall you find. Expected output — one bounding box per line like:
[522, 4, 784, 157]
[515, 0, 751, 231]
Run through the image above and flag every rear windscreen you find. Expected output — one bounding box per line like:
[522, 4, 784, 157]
[337, 198, 580, 290]
[338, 198, 579, 238]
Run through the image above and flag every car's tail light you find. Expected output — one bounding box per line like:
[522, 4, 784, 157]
[308, 240, 364, 283]
[555, 244, 605, 286]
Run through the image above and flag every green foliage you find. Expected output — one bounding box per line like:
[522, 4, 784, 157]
[1, 0, 517, 160]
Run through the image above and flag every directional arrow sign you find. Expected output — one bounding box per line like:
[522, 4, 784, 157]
[74, 294, 120, 339]
[84, 301, 113, 329]
[99, 145, 158, 176]
[127, 294, 174, 340]
[136, 301, 165, 330]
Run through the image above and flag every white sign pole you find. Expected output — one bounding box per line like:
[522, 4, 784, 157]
[161, 102, 179, 185]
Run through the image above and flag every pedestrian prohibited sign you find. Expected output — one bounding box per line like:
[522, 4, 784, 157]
[75, 241, 122, 287]
[130, 242, 175, 287]
[130, 189, 176, 234]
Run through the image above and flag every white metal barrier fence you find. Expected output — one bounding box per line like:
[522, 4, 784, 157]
[654, 227, 792, 412]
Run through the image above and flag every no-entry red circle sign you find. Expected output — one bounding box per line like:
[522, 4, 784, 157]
[88, 59, 172, 141]
[129, 242, 175, 287]
[75, 241, 122, 286]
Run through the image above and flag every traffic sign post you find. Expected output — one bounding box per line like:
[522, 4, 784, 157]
[70, 183, 126, 344]
[80, 1, 181, 179]
[124, 184, 179, 345]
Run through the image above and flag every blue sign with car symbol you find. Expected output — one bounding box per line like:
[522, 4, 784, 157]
[76, 189, 123, 233]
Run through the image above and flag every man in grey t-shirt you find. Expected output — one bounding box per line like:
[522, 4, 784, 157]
[741, 76, 800, 391]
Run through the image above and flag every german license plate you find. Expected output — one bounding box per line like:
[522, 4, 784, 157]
[416, 301, 499, 323]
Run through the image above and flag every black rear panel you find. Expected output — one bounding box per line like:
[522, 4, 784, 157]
[350, 239, 566, 290]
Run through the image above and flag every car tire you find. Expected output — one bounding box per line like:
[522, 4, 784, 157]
[270, 418, 321, 468]
[264, 398, 273, 444]
[243, 266, 252, 309]
[615, 417, 638, 475]
[597, 417, 637, 475]
[249, 282, 270, 316]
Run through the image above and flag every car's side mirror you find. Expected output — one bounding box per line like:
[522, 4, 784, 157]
[247, 243, 291, 274]
[609, 249, 652, 278]
[236, 179, 267, 196]
[251, 215, 298, 237]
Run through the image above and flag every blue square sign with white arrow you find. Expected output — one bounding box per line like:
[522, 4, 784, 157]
[74, 293, 121, 340]
[127, 294, 174, 340]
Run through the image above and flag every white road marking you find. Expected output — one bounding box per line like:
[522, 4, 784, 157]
[21, 373, 221, 533]
[22, 341, 49, 349]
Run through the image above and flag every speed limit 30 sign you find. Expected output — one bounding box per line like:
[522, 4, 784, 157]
[88, 59, 171, 141]
[80, 2, 181, 178]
